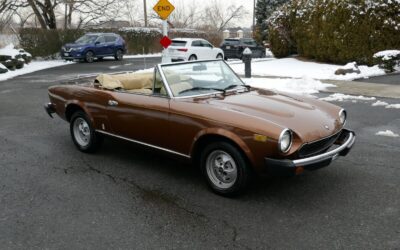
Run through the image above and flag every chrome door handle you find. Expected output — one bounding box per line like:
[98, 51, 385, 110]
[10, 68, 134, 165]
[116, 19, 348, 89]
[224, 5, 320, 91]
[108, 100, 118, 106]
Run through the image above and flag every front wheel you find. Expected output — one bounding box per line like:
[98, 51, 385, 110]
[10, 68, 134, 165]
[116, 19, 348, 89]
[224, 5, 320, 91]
[70, 111, 103, 153]
[200, 142, 251, 196]
[114, 49, 123, 61]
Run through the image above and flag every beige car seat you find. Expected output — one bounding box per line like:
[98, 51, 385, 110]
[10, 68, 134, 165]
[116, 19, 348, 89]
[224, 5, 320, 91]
[96, 72, 153, 94]
[160, 73, 193, 96]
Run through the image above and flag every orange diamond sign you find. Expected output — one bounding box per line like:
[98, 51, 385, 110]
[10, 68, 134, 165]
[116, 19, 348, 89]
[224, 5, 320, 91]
[153, 0, 175, 20]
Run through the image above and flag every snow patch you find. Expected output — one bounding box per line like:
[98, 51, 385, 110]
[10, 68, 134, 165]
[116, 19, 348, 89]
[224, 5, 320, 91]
[242, 76, 336, 95]
[375, 130, 399, 138]
[228, 58, 385, 80]
[0, 60, 74, 81]
[320, 93, 376, 102]
[386, 104, 400, 109]
[342, 62, 358, 70]
[374, 50, 400, 61]
[372, 100, 389, 106]
[124, 53, 161, 59]
[0, 44, 20, 58]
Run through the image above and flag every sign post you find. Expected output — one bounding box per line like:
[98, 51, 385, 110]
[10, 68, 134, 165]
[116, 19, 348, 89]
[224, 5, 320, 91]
[153, 0, 175, 63]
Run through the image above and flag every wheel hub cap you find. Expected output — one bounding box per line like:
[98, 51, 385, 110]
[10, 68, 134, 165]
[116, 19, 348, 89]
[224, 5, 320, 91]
[206, 150, 237, 189]
[73, 118, 91, 147]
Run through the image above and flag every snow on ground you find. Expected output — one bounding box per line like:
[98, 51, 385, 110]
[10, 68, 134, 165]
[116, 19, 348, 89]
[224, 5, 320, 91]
[371, 100, 400, 109]
[242, 76, 335, 95]
[319, 93, 376, 102]
[124, 53, 162, 59]
[386, 104, 400, 109]
[0, 60, 74, 81]
[375, 130, 399, 138]
[228, 58, 385, 80]
[372, 100, 389, 106]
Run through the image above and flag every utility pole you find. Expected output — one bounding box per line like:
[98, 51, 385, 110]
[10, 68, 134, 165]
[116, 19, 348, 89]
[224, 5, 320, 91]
[143, 0, 148, 27]
[253, 0, 256, 37]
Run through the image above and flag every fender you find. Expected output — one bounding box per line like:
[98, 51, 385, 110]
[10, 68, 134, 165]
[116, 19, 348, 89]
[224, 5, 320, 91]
[190, 128, 256, 166]
[65, 100, 95, 125]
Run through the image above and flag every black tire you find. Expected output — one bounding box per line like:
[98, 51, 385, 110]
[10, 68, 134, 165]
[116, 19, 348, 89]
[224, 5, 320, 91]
[85, 51, 94, 63]
[224, 56, 228, 61]
[200, 141, 251, 196]
[70, 111, 103, 153]
[114, 49, 123, 61]
[216, 54, 224, 60]
[188, 55, 197, 61]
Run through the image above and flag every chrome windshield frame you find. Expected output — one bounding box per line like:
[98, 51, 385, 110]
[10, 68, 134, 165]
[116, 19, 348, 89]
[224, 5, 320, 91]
[158, 59, 246, 99]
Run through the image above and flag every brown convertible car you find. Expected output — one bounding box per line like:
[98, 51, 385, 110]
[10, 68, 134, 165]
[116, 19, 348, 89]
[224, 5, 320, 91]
[45, 60, 355, 195]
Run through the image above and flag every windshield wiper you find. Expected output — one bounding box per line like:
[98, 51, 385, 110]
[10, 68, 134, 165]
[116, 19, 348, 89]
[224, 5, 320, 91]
[224, 84, 251, 91]
[179, 87, 225, 95]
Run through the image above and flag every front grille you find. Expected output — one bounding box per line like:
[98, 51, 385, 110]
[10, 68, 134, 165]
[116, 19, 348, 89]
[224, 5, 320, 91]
[298, 130, 342, 158]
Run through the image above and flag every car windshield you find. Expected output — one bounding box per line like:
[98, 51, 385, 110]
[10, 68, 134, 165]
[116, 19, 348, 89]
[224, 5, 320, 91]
[223, 39, 239, 45]
[75, 35, 99, 44]
[160, 60, 246, 98]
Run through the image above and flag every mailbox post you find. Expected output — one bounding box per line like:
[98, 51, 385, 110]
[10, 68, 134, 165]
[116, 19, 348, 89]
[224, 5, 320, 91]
[243, 48, 252, 78]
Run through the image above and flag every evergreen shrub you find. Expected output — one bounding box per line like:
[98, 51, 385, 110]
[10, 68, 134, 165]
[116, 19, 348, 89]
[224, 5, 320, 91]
[268, 0, 400, 65]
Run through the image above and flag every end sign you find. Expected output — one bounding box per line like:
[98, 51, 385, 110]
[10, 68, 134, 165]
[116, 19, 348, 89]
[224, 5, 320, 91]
[153, 0, 175, 20]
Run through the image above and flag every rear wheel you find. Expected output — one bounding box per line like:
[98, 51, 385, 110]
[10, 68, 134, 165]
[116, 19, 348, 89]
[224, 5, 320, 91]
[188, 55, 197, 61]
[85, 51, 94, 63]
[70, 111, 103, 153]
[114, 49, 123, 61]
[216, 54, 224, 60]
[200, 141, 250, 196]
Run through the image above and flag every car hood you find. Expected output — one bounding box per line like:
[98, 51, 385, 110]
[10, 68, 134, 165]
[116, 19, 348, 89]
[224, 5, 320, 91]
[186, 89, 343, 142]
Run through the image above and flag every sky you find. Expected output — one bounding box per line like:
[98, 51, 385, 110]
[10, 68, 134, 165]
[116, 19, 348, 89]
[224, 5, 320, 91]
[146, 0, 254, 27]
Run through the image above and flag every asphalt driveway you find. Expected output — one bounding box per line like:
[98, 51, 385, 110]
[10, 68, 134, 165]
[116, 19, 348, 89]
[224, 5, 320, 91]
[0, 58, 399, 249]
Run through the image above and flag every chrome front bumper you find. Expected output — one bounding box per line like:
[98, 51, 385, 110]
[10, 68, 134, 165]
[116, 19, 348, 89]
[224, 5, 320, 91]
[265, 129, 356, 175]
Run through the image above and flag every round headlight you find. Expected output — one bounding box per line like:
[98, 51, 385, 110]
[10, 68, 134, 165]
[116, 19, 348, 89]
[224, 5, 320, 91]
[279, 129, 293, 153]
[339, 109, 347, 125]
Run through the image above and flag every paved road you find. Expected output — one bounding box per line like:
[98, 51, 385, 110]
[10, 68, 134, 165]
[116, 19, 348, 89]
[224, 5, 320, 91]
[356, 72, 400, 85]
[0, 59, 399, 249]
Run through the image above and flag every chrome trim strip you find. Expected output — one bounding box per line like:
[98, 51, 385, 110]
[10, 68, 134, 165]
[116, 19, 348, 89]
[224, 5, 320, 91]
[96, 130, 191, 159]
[293, 131, 355, 166]
[158, 59, 248, 99]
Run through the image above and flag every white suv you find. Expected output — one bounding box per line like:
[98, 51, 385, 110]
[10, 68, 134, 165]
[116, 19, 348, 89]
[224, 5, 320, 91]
[163, 38, 224, 62]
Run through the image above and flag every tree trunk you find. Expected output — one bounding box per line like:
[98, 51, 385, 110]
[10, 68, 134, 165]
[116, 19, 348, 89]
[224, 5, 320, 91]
[27, 0, 47, 29]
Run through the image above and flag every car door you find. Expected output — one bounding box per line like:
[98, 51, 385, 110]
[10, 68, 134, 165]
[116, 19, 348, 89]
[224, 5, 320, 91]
[104, 35, 117, 55]
[94, 36, 107, 55]
[201, 40, 216, 59]
[105, 69, 171, 149]
[190, 40, 205, 60]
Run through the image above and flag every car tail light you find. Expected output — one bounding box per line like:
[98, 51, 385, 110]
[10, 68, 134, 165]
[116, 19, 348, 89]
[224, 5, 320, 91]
[178, 48, 188, 52]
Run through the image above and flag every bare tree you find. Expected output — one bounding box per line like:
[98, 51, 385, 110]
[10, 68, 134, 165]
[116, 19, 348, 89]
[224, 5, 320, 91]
[168, 0, 198, 28]
[200, 0, 248, 32]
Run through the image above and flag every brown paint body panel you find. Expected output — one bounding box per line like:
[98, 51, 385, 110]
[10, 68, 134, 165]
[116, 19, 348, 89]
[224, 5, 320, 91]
[48, 84, 343, 172]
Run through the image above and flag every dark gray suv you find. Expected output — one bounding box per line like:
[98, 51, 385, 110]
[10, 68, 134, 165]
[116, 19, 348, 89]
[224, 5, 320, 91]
[220, 38, 265, 60]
